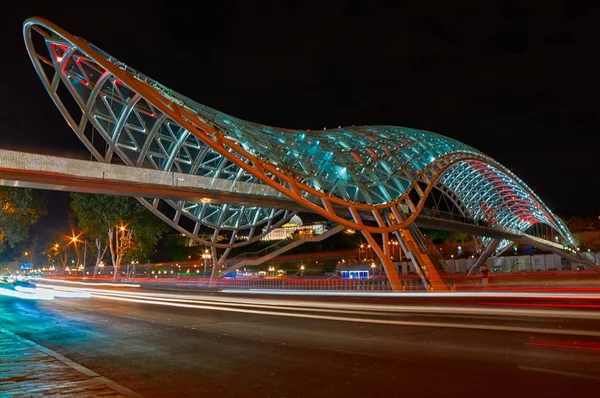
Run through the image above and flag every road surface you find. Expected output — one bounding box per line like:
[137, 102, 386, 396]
[1, 284, 600, 397]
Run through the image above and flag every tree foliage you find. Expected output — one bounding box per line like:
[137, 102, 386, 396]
[70, 193, 169, 276]
[0, 187, 46, 254]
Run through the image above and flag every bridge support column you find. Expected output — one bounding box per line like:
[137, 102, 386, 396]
[468, 239, 501, 276]
[360, 231, 404, 292]
[209, 246, 222, 287]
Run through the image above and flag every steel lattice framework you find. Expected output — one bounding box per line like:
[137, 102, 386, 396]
[23, 17, 577, 287]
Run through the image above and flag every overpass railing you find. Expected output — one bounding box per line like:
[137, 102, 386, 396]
[419, 207, 565, 247]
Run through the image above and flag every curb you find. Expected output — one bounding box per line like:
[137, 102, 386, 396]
[0, 328, 142, 397]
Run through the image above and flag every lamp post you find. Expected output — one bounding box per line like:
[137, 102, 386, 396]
[23, 251, 33, 270]
[370, 262, 376, 277]
[70, 234, 88, 278]
[300, 264, 305, 276]
[201, 249, 212, 277]
[388, 240, 401, 261]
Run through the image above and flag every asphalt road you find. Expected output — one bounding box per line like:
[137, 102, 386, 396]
[1, 286, 600, 398]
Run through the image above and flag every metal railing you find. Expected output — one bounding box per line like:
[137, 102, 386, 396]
[233, 239, 292, 260]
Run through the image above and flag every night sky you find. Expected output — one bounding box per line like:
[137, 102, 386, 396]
[1, 0, 599, 243]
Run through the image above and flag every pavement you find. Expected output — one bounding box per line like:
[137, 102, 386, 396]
[0, 328, 140, 398]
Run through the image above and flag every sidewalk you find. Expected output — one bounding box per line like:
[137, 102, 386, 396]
[0, 329, 140, 397]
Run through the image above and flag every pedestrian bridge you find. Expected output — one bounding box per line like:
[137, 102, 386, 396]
[0, 148, 593, 273]
[17, 16, 597, 292]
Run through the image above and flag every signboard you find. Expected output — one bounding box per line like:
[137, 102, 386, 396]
[19, 263, 32, 270]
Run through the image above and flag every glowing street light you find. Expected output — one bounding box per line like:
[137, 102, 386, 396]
[201, 249, 212, 277]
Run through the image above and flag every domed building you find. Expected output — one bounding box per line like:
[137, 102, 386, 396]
[262, 215, 325, 241]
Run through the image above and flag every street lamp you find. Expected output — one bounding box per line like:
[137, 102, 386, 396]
[201, 249, 212, 277]
[300, 264, 305, 276]
[370, 262, 376, 277]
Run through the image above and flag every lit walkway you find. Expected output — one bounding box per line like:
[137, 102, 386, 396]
[0, 148, 298, 210]
[0, 328, 139, 397]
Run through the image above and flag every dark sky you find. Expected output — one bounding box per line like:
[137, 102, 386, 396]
[1, 0, 599, 244]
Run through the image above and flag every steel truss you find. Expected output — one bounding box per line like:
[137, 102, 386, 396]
[23, 17, 579, 289]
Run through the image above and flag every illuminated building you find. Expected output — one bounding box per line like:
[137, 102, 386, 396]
[261, 215, 325, 241]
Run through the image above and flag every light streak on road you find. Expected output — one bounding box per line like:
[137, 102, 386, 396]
[33, 278, 140, 288]
[83, 293, 600, 338]
[0, 286, 54, 300]
[32, 281, 600, 337]
[222, 289, 600, 300]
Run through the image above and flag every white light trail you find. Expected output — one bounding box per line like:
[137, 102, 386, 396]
[221, 289, 600, 300]
[0, 287, 54, 300]
[33, 278, 140, 288]
[33, 282, 600, 320]
[91, 293, 600, 338]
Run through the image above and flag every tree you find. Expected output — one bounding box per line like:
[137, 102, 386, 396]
[48, 241, 72, 273]
[448, 232, 470, 244]
[0, 187, 46, 256]
[70, 193, 169, 280]
[421, 229, 451, 244]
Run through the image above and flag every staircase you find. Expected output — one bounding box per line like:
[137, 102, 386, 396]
[222, 225, 346, 273]
[234, 239, 292, 262]
[402, 227, 451, 292]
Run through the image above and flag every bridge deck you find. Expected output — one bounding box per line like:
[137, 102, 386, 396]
[2, 148, 586, 266]
[0, 149, 304, 210]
